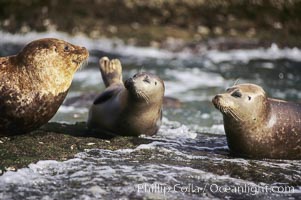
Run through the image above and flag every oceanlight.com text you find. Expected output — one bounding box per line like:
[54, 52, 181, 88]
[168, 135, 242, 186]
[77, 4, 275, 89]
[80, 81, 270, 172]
[136, 183, 295, 196]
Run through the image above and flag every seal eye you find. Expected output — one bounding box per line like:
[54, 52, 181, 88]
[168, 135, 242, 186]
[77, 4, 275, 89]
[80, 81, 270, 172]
[155, 82, 157, 85]
[248, 96, 252, 101]
[231, 91, 242, 98]
[64, 45, 70, 52]
[133, 74, 138, 78]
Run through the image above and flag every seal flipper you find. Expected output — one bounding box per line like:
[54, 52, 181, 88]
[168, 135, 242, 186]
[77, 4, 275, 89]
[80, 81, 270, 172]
[99, 57, 123, 87]
[93, 86, 123, 105]
[93, 89, 116, 105]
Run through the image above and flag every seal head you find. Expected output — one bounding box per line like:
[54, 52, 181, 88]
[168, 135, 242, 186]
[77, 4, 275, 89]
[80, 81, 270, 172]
[212, 83, 301, 159]
[212, 84, 269, 122]
[124, 72, 164, 104]
[0, 38, 89, 135]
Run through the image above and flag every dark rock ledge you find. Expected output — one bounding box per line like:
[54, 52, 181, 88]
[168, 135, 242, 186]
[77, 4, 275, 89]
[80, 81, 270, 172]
[0, 122, 152, 175]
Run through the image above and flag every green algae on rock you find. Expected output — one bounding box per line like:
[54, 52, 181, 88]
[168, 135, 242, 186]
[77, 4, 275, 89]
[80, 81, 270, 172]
[0, 122, 152, 174]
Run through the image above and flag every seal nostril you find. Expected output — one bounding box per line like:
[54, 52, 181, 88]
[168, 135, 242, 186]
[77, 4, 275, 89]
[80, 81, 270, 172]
[215, 95, 222, 100]
[125, 78, 134, 89]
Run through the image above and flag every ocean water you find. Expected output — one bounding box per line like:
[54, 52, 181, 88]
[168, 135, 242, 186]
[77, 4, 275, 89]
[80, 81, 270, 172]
[0, 31, 301, 199]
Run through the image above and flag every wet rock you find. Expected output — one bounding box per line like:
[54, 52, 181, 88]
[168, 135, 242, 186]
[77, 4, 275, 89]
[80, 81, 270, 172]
[0, 122, 152, 174]
[0, 122, 300, 199]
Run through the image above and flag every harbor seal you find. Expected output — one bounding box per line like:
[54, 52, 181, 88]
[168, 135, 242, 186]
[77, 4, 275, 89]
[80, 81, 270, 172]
[212, 83, 301, 159]
[0, 38, 89, 136]
[87, 57, 165, 136]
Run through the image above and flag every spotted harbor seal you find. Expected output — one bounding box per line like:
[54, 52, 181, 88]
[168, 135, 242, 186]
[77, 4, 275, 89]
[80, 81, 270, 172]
[0, 38, 89, 136]
[212, 83, 301, 159]
[87, 57, 165, 136]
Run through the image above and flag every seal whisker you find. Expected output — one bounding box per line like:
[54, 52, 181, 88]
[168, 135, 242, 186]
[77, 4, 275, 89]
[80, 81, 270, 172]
[140, 91, 150, 104]
[226, 107, 242, 121]
[144, 93, 151, 104]
[136, 91, 143, 100]
[224, 107, 235, 121]
[218, 104, 226, 115]
[139, 66, 144, 73]
[136, 89, 151, 104]
[228, 109, 241, 121]
[232, 110, 243, 121]
[79, 59, 89, 70]
[233, 79, 240, 86]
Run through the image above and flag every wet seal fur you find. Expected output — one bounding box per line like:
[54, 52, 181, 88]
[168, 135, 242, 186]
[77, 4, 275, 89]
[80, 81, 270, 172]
[0, 38, 89, 136]
[212, 83, 301, 159]
[87, 57, 165, 136]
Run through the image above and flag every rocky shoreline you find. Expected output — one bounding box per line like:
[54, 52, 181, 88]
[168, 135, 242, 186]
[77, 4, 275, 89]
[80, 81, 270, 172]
[1, 0, 301, 48]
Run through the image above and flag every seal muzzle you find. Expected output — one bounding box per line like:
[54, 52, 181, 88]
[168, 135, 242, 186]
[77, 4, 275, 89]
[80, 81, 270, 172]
[212, 95, 222, 110]
[124, 78, 135, 91]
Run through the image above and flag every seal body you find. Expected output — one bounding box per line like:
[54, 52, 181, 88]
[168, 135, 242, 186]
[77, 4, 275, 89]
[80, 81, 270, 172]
[0, 38, 89, 135]
[87, 57, 164, 136]
[212, 83, 301, 159]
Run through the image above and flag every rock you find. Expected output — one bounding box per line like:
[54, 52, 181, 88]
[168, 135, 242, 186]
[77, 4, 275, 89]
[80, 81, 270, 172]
[0, 122, 152, 174]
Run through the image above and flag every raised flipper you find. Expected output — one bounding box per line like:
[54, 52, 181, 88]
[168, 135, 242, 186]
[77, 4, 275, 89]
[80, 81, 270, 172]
[99, 57, 123, 87]
[93, 87, 122, 105]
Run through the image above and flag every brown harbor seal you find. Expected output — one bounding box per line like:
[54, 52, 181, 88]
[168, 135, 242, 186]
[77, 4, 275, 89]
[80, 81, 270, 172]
[212, 83, 301, 159]
[0, 38, 89, 136]
[87, 57, 165, 136]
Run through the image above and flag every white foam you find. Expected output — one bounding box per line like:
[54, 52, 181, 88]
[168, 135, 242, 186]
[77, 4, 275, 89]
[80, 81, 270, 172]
[0, 31, 176, 60]
[206, 43, 301, 63]
[0, 159, 66, 185]
[158, 124, 197, 139]
[208, 124, 225, 135]
[57, 105, 88, 113]
[2, 31, 301, 64]
[168, 165, 258, 185]
[1, 168, 40, 185]
[164, 68, 225, 101]
[157, 118, 198, 139]
[1, 146, 300, 199]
